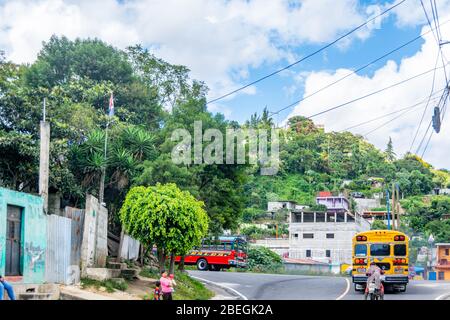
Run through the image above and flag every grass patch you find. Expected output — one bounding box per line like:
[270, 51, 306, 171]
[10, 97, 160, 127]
[81, 278, 128, 293]
[139, 268, 214, 300]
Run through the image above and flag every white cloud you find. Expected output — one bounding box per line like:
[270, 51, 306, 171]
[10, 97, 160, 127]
[285, 20, 450, 169]
[0, 0, 383, 102]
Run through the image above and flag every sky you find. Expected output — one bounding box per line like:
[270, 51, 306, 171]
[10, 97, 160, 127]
[1, 0, 450, 169]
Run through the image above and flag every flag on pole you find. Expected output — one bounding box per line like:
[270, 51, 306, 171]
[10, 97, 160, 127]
[108, 92, 114, 117]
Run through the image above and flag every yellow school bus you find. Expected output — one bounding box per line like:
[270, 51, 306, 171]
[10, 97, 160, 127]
[351, 230, 409, 293]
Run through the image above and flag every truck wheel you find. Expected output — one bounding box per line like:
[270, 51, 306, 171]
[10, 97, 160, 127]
[197, 259, 209, 271]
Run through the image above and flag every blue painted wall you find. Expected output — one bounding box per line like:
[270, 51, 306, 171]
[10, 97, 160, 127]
[0, 188, 46, 283]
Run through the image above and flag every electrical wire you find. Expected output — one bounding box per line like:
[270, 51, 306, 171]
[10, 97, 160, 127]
[206, 0, 408, 105]
[269, 17, 450, 117]
[338, 90, 443, 132]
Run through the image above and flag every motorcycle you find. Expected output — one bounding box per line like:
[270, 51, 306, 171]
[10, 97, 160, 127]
[365, 281, 384, 300]
[364, 269, 385, 300]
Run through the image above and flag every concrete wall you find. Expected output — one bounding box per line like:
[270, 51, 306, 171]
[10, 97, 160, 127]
[252, 239, 289, 256]
[288, 217, 370, 265]
[80, 195, 108, 276]
[0, 188, 46, 284]
[353, 198, 381, 214]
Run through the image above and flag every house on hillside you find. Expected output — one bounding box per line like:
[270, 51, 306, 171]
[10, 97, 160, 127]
[288, 194, 370, 265]
[434, 243, 450, 280]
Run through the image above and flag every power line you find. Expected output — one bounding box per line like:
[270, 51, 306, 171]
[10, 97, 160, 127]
[269, 17, 450, 117]
[206, 0, 408, 105]
[416, 86, 449, 154]
[408, 49, 440, 152]
[338, 90, 443, 132]
[421, 87, 450, 158]
[362, 98, 436, 137]
[306, 65, 445, 119]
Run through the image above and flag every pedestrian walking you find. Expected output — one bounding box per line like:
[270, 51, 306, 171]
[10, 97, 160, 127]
[159, 270, 173, 300]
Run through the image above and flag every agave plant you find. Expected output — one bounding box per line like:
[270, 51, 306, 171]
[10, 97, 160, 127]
[81, 130, 105, 155]
[81, 151, 107, 187]
[121, 126, 155, 161]
[110, 148, 136, 190]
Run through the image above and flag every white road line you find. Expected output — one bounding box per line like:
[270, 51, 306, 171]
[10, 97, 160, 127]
[336, 278, 350, 300]
[191, 275, 249, 300]
[435, 292, 450, 300]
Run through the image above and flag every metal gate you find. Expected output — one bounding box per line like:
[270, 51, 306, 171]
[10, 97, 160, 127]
[5, 205, 23, 276]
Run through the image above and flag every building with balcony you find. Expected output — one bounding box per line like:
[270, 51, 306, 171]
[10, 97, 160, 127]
[288, 195, 370, 265]
[434, 243, 450, 280]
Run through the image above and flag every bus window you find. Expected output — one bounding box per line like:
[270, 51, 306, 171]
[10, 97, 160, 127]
[370, 244, 390, 256]
[224, 243, 233, 251]
[394, 244, 407, 256]
[355, 244, 367, 256]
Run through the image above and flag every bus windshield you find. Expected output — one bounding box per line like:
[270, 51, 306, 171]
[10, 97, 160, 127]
[370, 244, 390, 256]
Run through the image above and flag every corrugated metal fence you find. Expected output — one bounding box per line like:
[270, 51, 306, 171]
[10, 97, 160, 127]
[45, 208, 85, 285]
[46, 215, 72, 285]
[63, 207, 85, 267]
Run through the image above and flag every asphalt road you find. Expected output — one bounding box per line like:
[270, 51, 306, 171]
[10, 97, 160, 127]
[188, 271, 450, 300]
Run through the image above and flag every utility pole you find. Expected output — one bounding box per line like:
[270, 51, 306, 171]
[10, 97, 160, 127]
[391, 183, 396, 230]
[395, 184, 401, 231]
[386, 189, 391, 230]
[39, 98, 50, 214]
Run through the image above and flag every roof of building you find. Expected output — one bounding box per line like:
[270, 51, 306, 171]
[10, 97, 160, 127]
[435, 243, 450, 246]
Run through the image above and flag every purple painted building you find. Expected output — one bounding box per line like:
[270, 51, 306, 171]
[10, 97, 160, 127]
[316, 196, 350, 211]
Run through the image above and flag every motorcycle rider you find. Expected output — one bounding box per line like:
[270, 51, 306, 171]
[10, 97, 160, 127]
[365, 262, 384, 300]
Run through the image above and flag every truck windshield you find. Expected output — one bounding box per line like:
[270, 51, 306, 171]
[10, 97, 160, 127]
[370, 244, 390, 256]
[354, 244, 367, 256]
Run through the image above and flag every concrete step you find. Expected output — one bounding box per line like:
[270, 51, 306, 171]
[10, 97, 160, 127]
[86, 268, 121, 281]
[60, 286, 120, 300]
[106, 262, 127, 270]
[121, 268, 138, 280]
[18, 293, 54, 300]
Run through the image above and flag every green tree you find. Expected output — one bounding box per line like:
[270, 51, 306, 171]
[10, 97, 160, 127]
[371, 220, 388, 230]
[119, 184, 209, 273]
[385, 137, 396, 162]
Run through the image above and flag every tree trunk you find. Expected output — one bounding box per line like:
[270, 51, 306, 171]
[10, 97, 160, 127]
[169, 253, 175, 274]
[140, 245, 144, 266]
[158, 247, 166, 272]
[116, 229, 124, 262]
[178, 255, 186, 272]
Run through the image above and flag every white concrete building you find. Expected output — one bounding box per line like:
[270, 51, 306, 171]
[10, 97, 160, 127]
[288, 210, 370, 265]
[268, 201, 306, 212]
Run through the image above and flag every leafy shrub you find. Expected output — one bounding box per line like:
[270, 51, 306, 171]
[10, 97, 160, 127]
[247, 246, 283, 273]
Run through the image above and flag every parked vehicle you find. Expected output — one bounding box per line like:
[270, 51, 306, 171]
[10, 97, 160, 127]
[351, 192, 365, 198]
[175, 236, 248, 271]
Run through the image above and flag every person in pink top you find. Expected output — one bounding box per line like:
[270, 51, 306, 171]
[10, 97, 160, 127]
[159, 270, 173, 300]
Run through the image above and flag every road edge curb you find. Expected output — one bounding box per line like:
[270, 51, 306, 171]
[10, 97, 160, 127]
[190, 275, 248, 300]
